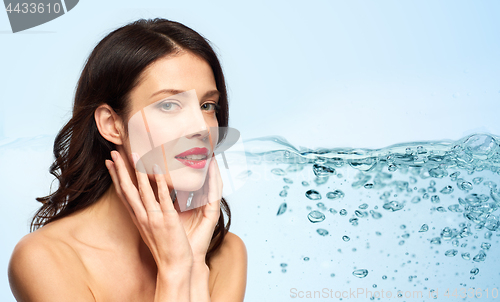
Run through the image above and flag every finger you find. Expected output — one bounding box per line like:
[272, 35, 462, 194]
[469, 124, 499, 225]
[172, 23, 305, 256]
[213, 156, 224, 192]
[199, 198, 220, 232]
[105, 159, 124, 197]
[153, 164, 177, 215]
[208, 157, 223, 205]
[199, 175, 209, 210]
[202, 158, 222, 220]
[211, 158, 222, 215]
[111, 150, 147, 220]
[105, 159, 139, 226]
[132, 153, 161, 214]
[197, 160, 213, 210]
[203, 193, 220, 220]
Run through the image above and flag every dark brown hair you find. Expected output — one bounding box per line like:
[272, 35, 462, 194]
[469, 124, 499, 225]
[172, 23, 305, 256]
[31, 18, 231, 268]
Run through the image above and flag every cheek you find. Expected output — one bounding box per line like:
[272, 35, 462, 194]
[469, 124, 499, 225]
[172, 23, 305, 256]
[149, 119, 181, 148]
[128, 111, 155, 158]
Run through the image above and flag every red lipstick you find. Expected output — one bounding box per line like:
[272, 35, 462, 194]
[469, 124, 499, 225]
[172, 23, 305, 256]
[175, 147, 209, 169]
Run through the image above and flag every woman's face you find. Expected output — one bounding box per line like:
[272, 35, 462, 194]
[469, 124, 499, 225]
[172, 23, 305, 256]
[124, 51, 220, 193]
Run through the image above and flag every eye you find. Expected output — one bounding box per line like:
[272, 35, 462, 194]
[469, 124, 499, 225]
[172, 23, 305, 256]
[201, 102, 221, 112]
[158, 101, 180, 112]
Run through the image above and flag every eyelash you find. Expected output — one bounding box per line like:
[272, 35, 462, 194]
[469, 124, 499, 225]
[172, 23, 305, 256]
[202, 102, 221, 112]
[158, 101, 221, 113]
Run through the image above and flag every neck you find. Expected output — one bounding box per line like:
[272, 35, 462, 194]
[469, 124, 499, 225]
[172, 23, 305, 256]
[73, 162, 185, 265]
[77, 183, 153, 261]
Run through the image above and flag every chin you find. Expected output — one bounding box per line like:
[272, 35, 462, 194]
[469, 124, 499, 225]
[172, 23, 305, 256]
[170, 169, 207, 192]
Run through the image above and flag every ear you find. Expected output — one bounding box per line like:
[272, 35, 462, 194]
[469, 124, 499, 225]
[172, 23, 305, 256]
[94, 104, 125, 145]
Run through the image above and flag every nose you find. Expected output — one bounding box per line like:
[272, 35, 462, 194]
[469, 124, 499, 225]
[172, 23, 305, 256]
[184, 105, 210, 141]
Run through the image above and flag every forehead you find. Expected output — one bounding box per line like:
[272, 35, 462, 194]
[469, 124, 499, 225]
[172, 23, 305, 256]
[130, 52, 217, 106]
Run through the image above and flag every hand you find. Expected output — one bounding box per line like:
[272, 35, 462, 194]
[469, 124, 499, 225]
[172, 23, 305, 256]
[177, 156, 222, 263]
[105, 150, 194, 270]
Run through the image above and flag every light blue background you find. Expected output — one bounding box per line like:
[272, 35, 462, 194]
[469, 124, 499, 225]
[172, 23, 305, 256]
[1, 1, 500, 301]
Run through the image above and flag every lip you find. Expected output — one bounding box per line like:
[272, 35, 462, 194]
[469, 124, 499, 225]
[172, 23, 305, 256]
[175, 158, 208, 169]
[175, 147, 209, 158]
[175, 147, 210, 169]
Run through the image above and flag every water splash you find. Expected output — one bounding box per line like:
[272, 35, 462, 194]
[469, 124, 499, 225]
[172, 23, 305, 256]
[243, 133, 500, 292]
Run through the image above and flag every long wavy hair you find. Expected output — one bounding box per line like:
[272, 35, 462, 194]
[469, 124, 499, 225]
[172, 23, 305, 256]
[30, 18, 231, 268]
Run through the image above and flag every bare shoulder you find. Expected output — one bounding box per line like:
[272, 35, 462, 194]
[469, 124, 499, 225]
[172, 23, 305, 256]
[209, 231, 247, 302]
[210, 231, 247, 270]
[8, 226, 95, 302]
[216, 231, 247, 259]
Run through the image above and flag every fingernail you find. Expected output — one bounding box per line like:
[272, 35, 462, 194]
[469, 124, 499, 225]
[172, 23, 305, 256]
[132, 153, 139, 165]
[111, 151, 117, 160]
[105, 160, 111, 170]
[153, 164, 160, 174]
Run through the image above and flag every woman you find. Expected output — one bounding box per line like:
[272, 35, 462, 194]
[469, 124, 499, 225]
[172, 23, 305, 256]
[8, 18, 247, 302]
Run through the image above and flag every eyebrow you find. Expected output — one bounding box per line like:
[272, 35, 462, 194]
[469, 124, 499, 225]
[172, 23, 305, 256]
[150, 89, 220, 100]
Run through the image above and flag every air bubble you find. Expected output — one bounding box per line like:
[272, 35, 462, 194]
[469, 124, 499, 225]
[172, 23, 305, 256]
[307, 211, 325, 223]
[353, 269, 369, 278]
[305, 189, 322, 200]
[271, 168, 286, 176]
[277, 203, 287, 215]
[326, 190, 344, 200]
